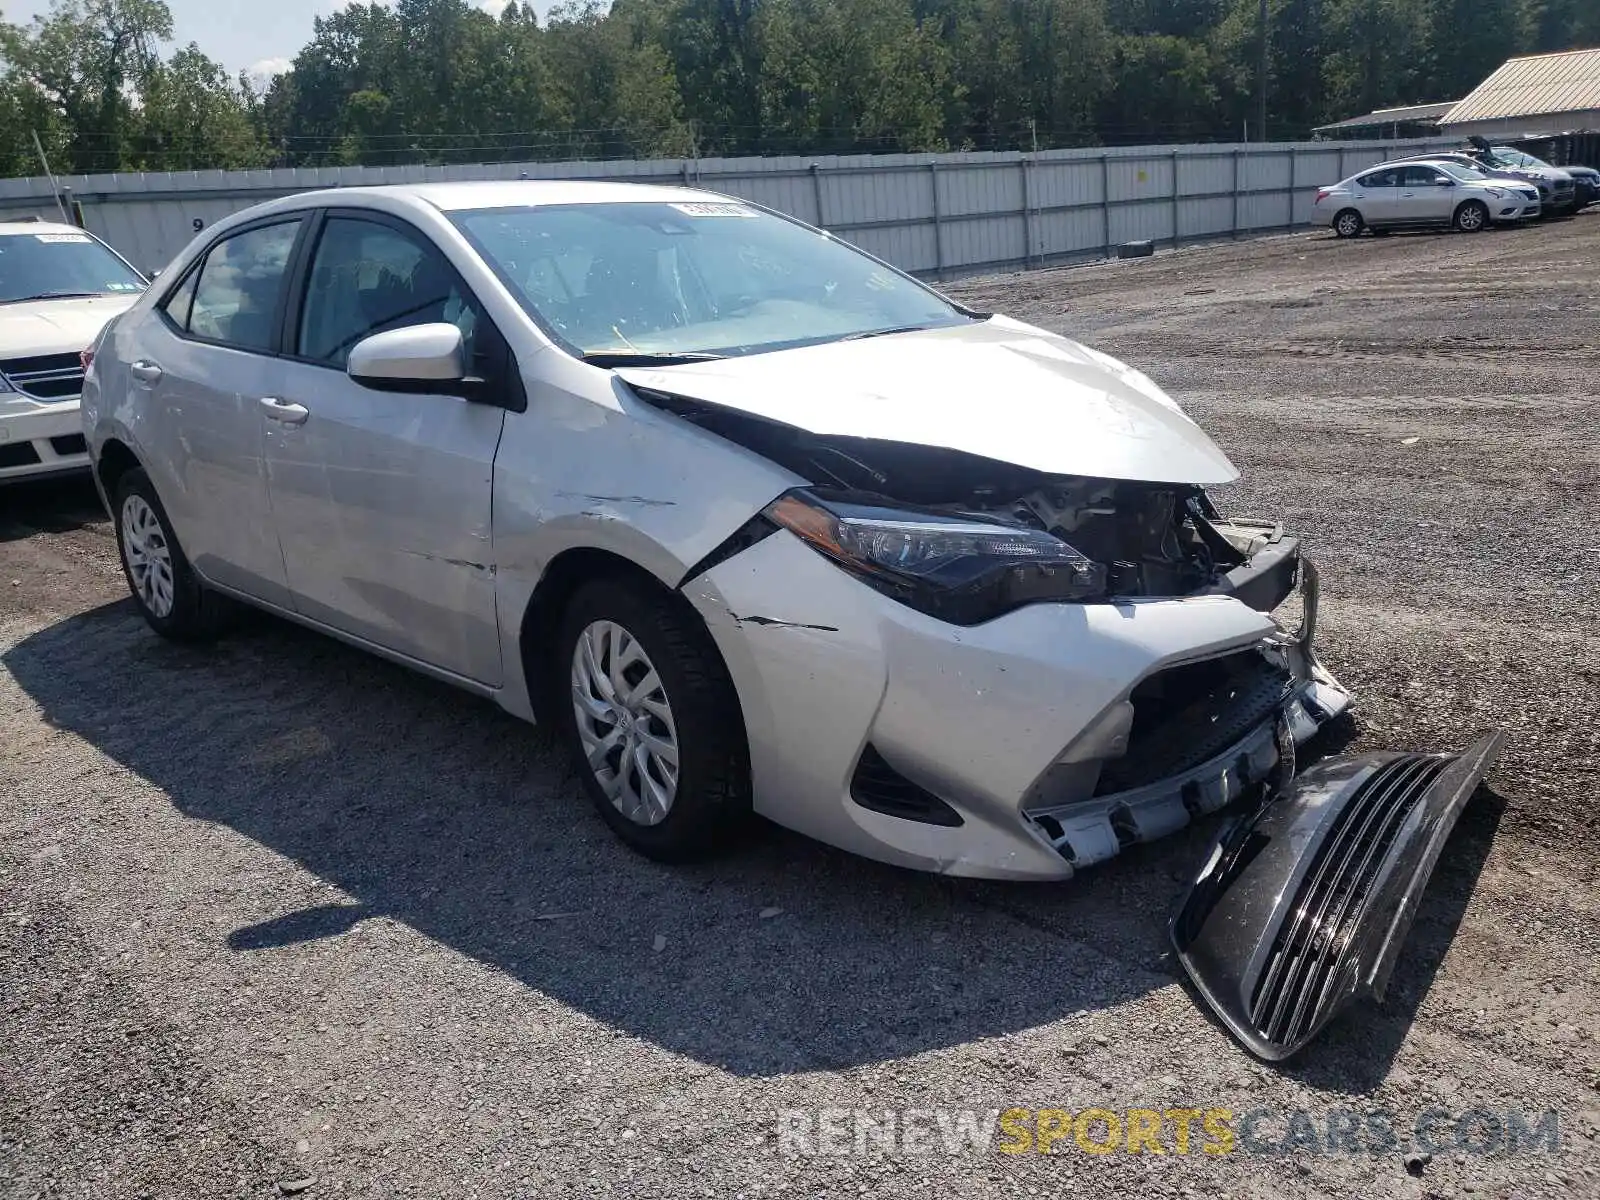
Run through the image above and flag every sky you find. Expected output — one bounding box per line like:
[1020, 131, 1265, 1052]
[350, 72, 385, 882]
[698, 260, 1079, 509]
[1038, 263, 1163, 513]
[2, 0, 542, 80]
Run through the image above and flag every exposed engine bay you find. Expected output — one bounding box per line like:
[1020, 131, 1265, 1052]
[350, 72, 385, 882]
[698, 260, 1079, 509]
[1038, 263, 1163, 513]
[637, 386, 1295, 608]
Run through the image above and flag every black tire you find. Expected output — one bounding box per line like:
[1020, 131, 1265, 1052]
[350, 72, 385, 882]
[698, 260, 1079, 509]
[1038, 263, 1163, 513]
[553, 576, 751, 861]
[112, 467, 229, 641]
[1454, 200, 1490, 233]
[1332, 209, 1364, 239]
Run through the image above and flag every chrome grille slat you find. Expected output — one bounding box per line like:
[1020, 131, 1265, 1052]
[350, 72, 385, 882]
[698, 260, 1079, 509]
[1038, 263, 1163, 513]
[2, 352, 85, 401]
[1279, 758, 1445, 1042]
[1250, 756, 1441, 1045]
[1247, 759, 1410, 1033]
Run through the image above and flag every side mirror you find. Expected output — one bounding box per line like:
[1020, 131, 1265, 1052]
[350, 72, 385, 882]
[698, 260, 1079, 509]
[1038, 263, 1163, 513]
[348, 323, 471, 395]
[1435, 177, 1455, 186]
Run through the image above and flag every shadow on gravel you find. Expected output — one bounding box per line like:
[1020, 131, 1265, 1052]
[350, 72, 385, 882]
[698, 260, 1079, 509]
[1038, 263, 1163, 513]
[5, 602, 1183, 1076]
[4, 601, 1494, 1082]
[0, 475, 105, 542]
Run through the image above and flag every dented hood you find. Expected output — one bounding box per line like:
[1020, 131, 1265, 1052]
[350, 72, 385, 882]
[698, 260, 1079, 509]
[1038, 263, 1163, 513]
[616, 316, 1240, 486]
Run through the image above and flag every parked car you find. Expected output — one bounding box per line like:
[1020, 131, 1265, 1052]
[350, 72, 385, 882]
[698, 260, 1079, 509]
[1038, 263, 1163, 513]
[1313, 159, 1540, 237]
[83, 180, 1515, 1062]
[1390, 150, 1563, 212]
[1483, 145, 1598, 209]
[82, 180, 1358, 882]
[1462, 139, 1580, 214]
[0, 218, 146, 482]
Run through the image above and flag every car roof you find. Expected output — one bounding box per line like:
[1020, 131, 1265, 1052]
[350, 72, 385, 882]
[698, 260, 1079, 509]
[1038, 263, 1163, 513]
[277, 179, 742, 214]
[0, 217, 91, 238]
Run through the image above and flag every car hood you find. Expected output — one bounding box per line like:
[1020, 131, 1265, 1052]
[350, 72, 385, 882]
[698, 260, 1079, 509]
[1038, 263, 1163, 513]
[0, 294, 139, 360]
[616, 317, 1239, 486]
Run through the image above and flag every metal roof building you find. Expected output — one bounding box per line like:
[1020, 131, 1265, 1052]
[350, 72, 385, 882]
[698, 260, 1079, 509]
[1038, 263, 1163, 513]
[1440, 47, 1600, 138]
[1312, 102, 1456, 139]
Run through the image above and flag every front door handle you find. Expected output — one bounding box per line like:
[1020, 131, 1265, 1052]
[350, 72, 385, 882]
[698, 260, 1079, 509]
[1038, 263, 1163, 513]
[259, 396, 310, 426]
[130, 360, 163, 385]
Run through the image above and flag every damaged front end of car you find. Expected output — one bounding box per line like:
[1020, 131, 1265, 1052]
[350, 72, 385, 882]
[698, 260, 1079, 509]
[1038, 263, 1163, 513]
[629, 363, 1500, 1060]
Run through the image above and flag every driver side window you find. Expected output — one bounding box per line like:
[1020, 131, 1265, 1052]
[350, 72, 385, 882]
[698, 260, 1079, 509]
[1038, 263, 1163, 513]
[297, 217, 480, 369]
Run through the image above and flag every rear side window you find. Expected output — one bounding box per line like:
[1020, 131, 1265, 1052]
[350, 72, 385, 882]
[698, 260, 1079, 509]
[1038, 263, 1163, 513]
[168, 220, 301, 352]
[1358, 169, 1398, 188]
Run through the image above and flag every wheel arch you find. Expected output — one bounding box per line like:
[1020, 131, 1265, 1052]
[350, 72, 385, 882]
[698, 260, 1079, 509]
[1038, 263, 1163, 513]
[95, 436, 141, 500]
[1332, 207, 1365, 236]
[516, 546, 734, 728]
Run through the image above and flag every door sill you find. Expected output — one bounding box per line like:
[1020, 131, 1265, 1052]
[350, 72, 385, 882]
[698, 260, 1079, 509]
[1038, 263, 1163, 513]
[205, 580, 504, 702]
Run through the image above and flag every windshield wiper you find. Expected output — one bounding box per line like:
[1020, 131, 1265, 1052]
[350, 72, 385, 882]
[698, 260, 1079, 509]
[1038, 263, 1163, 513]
[581, 350, 726, 368]
[1, 291, 110, 305]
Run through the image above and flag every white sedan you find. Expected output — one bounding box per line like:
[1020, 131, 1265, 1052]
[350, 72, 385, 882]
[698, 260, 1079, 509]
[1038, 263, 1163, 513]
[1312, 159, 1540, 237]
[82, 180, 1349, 880]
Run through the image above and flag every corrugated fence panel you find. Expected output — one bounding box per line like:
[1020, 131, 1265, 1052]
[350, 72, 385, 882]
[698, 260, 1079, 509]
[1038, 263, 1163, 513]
[0, 136, 1460, 280]
[943, 213, 1026, 271]
[940, 163, 1024, 217]
[1036, 207, 1104, 259]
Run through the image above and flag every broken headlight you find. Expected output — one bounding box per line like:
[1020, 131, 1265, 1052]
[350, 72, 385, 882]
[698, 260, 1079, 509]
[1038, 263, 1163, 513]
[766, 490, 1107, 624]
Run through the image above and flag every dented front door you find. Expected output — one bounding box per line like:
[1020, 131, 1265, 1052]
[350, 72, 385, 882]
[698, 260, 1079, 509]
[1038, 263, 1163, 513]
[263, 356, 506, 684]
[261, 210, 506, 685]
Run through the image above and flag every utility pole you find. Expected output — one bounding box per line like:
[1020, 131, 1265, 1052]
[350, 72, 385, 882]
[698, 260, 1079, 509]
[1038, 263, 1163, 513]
[1257, 0, 1269, 142]
[31, 130, 71, 224]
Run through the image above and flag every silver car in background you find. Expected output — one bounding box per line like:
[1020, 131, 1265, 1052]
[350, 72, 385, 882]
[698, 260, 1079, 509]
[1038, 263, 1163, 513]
[1313, 159, 1540, 237]
[81, 181, 1350, 881]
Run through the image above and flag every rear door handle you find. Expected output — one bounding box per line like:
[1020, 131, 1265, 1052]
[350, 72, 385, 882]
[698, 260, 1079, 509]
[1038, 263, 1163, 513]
[130, 360, 163, 385]
[259, 396, 310, 426]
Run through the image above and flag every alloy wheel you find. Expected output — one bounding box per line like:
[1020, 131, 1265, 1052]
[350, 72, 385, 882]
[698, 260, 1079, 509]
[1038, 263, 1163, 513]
[121, 493, 175, 618]
[570, 619, 680, 826]
[1458, 205, 1485, 231]
[1336, 213, 1361, 237]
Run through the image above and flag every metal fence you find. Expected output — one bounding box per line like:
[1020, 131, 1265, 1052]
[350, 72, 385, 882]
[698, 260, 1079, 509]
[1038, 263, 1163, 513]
[0, 137, 1457, 280]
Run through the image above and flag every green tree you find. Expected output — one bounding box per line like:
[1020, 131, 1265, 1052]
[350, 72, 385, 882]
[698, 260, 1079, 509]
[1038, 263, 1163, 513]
[136, 44, 267, 169]
[0, 0, 173, 172]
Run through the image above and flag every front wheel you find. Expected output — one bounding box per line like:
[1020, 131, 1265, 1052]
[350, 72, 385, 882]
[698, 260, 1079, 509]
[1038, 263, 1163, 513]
[1332, 209, 1364, 238]
[113, 467, 229, 641]
[1454, 201, 1489, 232]
[555, 577, 751, 861]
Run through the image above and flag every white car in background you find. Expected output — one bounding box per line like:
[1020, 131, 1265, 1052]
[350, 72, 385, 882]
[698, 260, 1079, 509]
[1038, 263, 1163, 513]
[1312, 159, 1541, 238]
[0, 219, 146, 483]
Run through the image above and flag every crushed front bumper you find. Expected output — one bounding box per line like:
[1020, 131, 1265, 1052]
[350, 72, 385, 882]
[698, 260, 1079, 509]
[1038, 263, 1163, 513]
[1023, 561, 1349, 869]
[688, 524, 1350, 881]
[1170, 730, 1505, 1060]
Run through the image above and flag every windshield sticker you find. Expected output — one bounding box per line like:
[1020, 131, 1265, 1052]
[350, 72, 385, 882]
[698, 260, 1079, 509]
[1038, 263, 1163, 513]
[35, 232, 92, 244]
[669, 202, 756, 218]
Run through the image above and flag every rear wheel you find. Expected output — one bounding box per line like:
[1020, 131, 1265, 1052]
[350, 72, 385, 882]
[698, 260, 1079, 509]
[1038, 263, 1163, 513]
[555, 577, 751, 861]
[1332, 209, 1364, 239]
[1454, 201, 1489, 232]
[113, 467, 229, 641]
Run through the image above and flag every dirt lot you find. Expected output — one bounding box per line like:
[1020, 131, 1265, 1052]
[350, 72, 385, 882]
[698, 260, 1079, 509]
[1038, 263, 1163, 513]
[4, 216, 1600, 1200]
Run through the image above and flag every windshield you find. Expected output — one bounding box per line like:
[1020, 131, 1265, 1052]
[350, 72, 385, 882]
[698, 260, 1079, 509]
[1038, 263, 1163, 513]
[0, 230, 145, 304]
[1489, 147, 1547, 170]
[451, 201, 971, 358]
[1438, 162, 1490, 182]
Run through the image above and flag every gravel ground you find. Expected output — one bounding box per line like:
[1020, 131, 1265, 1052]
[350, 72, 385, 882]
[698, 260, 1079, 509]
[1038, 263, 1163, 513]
[4, 216, 1600, 1200]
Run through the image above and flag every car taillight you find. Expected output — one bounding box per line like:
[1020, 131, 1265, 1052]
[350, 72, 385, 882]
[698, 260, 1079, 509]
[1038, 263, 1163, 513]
[1315, 189, 1330, 204]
